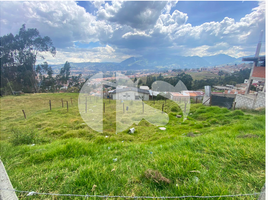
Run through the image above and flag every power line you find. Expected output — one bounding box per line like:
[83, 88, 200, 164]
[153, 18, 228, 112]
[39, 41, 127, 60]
[0, 188, 264, 199]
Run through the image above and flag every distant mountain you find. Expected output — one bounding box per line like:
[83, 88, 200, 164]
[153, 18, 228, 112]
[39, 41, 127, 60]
[51, 54, 243, 73]
[202, 54, 240, 66]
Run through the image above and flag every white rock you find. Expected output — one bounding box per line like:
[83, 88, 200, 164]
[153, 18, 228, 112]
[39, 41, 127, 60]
[129, 128, 135, 134]
[159, 127, 166, 130]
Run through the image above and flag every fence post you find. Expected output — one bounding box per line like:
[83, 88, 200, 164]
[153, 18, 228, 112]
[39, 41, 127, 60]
[233, 102, 236, 110]
[85, 97, 87, 113]
[22, 110, 26, 119]
[66, 101, 68, 112]
[49, 100, 51, 110]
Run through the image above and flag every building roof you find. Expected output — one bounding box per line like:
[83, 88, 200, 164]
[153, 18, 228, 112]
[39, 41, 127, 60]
[182, 91, 204, 96]
[251, 66, 265, 79]
[170, 92, 185, 97]
[140, 86, 150, 90]
[110, 87, 149, 94]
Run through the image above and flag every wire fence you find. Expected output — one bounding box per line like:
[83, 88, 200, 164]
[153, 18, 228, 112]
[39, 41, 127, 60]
[0, 188, 264, 199]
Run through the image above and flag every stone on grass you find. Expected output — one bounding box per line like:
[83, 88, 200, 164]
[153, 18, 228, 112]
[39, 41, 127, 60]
[129, 128, 135, 134]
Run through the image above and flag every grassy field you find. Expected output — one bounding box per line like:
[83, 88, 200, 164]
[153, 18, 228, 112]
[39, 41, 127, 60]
[186, 71, 218, 80]
[0, 93, 265, 199]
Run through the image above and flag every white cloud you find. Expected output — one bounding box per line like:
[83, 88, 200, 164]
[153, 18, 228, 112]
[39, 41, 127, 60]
[0, 1, 265, 64]
[0, 1, 99, 48]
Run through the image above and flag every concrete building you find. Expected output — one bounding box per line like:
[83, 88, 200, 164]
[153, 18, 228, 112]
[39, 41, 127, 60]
[140, 86, 150, 90]
[110, 87, 150, 101]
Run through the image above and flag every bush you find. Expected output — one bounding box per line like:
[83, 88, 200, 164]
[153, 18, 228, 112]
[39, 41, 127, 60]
[10, 128, 37, 146]
[171, 106, 179, 112]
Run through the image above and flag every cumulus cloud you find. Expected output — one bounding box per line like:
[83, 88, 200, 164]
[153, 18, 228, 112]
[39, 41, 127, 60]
[0, 1, 99, 48]
[96, 1, 167, 30]
[0, 0, 265, 64]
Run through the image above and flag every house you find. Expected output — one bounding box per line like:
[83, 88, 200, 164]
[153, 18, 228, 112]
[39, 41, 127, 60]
[181, 91, 204, 103]
[170, 92, 188, 102]
[110, 87, 150, 101]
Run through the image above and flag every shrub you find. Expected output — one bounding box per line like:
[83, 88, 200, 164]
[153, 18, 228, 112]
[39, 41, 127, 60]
[10, 128, 37, 146]
[171, 106, 179, 112]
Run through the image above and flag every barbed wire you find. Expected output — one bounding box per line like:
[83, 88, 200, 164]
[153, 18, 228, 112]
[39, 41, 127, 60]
[0, 188, 264, 199]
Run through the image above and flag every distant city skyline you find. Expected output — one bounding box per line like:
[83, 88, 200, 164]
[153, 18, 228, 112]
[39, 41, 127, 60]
[0, 1, 265, 65]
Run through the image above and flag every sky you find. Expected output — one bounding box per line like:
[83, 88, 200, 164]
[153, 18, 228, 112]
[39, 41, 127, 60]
[0, 1, 266, 65]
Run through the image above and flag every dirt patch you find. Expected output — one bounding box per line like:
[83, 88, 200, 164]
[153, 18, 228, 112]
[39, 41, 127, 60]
[187, 132, 201, 137]
[237, 134, 259, 138]
[144, 169, 171, 184]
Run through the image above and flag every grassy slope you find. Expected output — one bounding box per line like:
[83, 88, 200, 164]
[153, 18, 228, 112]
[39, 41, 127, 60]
[186, 71, 218, 80]
[0, 93, 265, 199]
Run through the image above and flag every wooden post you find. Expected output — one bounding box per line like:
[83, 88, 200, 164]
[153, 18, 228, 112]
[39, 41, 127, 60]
[233, 102, 236, 110]
[103, 103, 105, 113]
[123, 103, 125, 113]
[61, 99, 63, 107]
[162, 104, 164, 114]
[22, 110, 26, 119]
[66, 101, 68, 112]
[49, 100, 51, 110]
[85, 97, 87, 113]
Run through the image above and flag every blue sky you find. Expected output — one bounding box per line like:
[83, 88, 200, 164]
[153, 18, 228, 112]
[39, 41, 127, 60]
[0, 1, 265, 64]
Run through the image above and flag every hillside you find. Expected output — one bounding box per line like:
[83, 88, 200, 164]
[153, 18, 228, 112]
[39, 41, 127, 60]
[51, 54, 242, 73]
[0, 93, 265, 199]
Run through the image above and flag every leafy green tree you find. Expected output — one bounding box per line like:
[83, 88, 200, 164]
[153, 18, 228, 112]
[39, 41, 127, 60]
[36, 62, 55, 92]
[0, 24, 56, 94]
[57, 61, 71, 86]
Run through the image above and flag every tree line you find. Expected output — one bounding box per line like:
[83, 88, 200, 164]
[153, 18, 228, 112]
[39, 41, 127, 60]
[0, 25, 82, 95]
[142, 68, 251, 91]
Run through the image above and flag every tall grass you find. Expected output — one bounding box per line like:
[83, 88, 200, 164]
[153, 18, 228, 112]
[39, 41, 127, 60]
[0, 93, 265, 199]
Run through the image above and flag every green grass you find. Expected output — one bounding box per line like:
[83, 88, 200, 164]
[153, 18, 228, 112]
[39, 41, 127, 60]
[186, 71, 219, 80]
[0, 93, 265, 199]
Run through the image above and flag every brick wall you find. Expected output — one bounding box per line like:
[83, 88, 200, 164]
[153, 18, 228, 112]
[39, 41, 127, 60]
[234, 94, 255, 109]
[253, 92, 265, 109]
[235, 92, 265, 109]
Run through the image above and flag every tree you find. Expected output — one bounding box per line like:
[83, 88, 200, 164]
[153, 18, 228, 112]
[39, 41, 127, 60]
[57, 61, 71, 86]
[36, 62, 55, 92]
[176, 73, 193, 90]
[0, 24, 56, 94]
[218, 70, 225, 77]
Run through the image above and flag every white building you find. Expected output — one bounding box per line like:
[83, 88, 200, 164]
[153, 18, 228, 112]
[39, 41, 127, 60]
[140, 86, 150, 90]
[110, 87, 149, 101]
